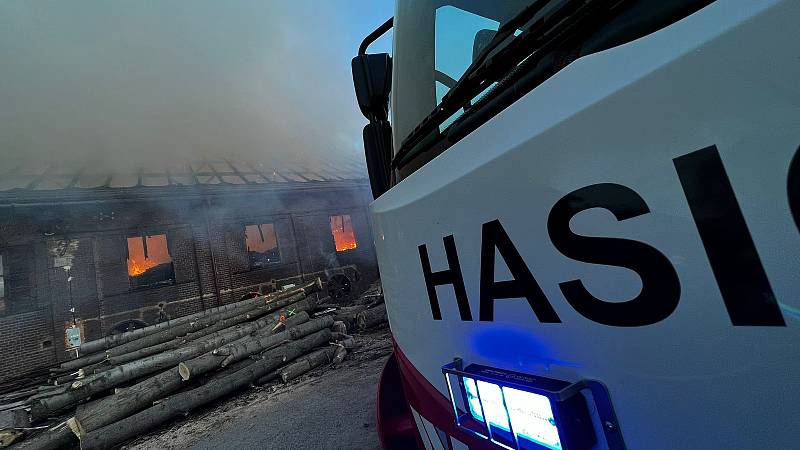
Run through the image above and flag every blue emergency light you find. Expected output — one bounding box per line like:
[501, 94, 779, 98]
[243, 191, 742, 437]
[442, 360, 624, 450]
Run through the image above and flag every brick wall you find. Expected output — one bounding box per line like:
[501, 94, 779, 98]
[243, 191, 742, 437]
[0, 308, 57, 381]
[0, 183, 378, 382]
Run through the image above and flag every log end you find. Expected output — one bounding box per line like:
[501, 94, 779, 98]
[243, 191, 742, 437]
[178, 362, 191, 381]
[271, 322, 286, 334]
[315, 277, 323, 291]
[331, 321, 347, 335]
[67, 416, 86, 438]
[0, 429, 24, 447]
[356, 313, 368, 332]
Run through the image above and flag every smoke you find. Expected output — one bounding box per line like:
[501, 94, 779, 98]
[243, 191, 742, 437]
[0, 0, 385, 174]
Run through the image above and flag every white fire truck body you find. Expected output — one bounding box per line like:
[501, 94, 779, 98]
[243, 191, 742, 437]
[355, 0, 800, 448]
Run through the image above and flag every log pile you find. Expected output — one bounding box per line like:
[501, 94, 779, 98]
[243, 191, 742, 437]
[314, 281, 387, 335]
[0, 277, 359, 449]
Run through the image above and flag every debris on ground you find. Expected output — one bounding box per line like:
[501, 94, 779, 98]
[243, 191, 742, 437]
[122, 326, 391, 450]
[0, 279, 390, 449]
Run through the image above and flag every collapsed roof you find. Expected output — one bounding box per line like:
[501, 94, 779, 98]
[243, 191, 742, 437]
[0, 158, 367, 191]
[0, 157, 369, 205]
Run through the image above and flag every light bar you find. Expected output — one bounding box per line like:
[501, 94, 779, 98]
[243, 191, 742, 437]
[503, 386, 561, 450]
[442, 361, 598, 450]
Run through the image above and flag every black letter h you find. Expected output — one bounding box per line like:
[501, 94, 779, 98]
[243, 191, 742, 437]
[418, 235, 472, 321]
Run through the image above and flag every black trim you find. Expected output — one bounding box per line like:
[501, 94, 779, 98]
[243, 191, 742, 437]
[359, 18, 393, 56]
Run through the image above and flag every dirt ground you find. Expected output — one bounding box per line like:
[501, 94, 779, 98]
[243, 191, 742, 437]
[121, 327, 393, 450]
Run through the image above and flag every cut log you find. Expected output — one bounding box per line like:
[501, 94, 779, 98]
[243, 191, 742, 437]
[80, 329, 332, 450]
[206, 357, 257, 379]
[332, 305, 368, 332]
[0, 407, 27, 428]
[98, 339, 179, 369]
[253, 370, 280, 386]
[0, 401, 27, 413]
[332, 305, 368, 317]
[178, 315, 332, 381]
[69, 357, 259, 439]
[53, 371, 80, 385]
[0, 387, 41, 403]
[67, 367, 180, 440]
[268, 310, 310, 334]
[332, 346, 348, 365]
[1, 385, 45, 400]
[67, 306, 317, 435]
[278, 347, 336, 383]
[357, 304, 388, 332]
[331, 321, 347, 334]
[57, 351, 107, 372]
[191, 310, 310, 361]
[60, 301, 269, 372]
[75, 278, 322, 355]
[30, 296, 317, 420]
[79, 296, 314, 384]
[216, 315, 332, 368]
[106, 294, 305, 356]
[11, 422, 74, 450]
[61, 291, 307, 372]
[330, 332, 356, 349]
[340, 337, 356, 350]
[85, 301, 307, 373]
[363, 293, 385, 307]
[24, 385, 69, 403]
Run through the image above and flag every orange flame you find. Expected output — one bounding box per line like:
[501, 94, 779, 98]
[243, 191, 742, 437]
[127, 235, 172, 277]
[331, 215, 358, 252]
[128, 257, 159, 276]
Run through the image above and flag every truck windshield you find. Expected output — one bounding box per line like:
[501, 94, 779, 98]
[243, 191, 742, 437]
[392, 0, 530, 161]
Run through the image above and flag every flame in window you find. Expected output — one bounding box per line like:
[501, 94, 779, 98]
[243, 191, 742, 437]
[331, 215, 357, 252]
[127, 235, 172, 277]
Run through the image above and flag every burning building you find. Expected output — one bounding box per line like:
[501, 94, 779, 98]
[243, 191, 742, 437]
[0, 159, 378, 382]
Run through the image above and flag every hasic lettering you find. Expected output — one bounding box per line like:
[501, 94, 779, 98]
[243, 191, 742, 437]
[547, 183, 681, 327]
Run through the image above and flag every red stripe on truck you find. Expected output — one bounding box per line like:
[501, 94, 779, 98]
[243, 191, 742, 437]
[390, 339, 495, 449]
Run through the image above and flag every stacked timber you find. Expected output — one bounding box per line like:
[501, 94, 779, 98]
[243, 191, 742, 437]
[0, 277, 355, 449]
[314, 290, 387, 335]
[313, 280, 386, 334]
[356, 304, 388, 332]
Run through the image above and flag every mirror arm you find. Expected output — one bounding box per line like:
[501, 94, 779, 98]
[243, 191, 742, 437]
[359, 18, 393, 55]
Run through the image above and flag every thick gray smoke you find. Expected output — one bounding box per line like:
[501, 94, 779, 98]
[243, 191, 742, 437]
[0, 0, 388, 175]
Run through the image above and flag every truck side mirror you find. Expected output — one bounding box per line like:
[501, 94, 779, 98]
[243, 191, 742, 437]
[353, 18, 394, 199]
[352, 53, 392, 121]
[363, 120, 393, 198]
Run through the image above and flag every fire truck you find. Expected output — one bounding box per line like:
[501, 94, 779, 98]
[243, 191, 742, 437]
[352, 0, 799, 449]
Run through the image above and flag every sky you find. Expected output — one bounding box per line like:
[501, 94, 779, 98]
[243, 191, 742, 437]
[0, 0, 393, 174]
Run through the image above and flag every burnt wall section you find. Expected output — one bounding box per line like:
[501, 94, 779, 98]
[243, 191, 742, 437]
[0, 181, 377, 381]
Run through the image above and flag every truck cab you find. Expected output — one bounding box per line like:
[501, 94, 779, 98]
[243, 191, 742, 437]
[354, 1, 800, 448]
